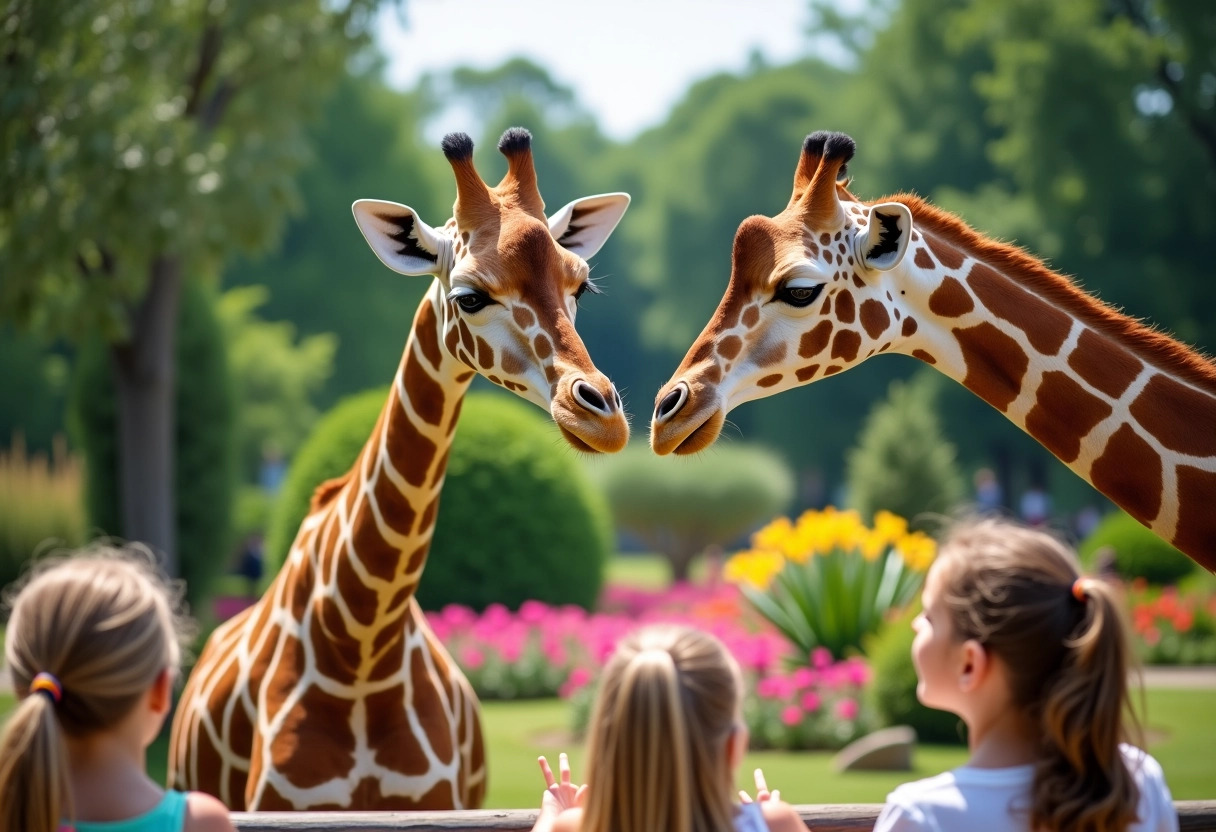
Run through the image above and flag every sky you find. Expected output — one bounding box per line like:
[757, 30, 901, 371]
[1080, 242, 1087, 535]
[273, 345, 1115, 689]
[377, 0, 815, 141]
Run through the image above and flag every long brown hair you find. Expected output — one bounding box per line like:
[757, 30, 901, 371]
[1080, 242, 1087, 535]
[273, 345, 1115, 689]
[580, 625, 742, 832]
[0, 545, 191, 832]
[935, 518, 1140, 832]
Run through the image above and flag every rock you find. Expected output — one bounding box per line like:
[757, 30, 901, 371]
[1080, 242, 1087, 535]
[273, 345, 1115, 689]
[833, 725, 917, 772]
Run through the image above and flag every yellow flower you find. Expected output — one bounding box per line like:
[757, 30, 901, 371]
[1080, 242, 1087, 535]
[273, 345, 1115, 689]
[859, 529, 887, 561]
[724, 549, 786, 590]
[897, 531, 937, 572]
[752, 516, 795, 554]
[873, 510, 909, 546]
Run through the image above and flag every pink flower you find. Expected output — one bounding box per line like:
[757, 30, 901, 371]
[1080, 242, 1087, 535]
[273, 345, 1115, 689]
[800, 691, 821, 712]
[792, 667, 816, 688]
[460, 645, 485, 670]
[781, 705, 803, 726]
[834, 698, 859, 721]
[812, 647, 833, 669]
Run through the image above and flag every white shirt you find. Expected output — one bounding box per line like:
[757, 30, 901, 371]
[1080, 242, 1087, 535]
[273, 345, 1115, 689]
[874, 745, 1177, 832]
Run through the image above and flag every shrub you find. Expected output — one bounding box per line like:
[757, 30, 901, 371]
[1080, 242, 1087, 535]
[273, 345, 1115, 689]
[1079, 510, 1194, 585]
[865, 604, 966, 745]
[846, 372, 966, 532]
[265, 390, 612, 611]
[70, 280, 235, 606]
[725, 508, 934, 659]
[590, 442, 795, 581]
[0, 434, 86, 593]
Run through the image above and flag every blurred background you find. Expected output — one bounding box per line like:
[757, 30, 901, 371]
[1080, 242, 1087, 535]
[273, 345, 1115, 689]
[2, 0, 1215, 807]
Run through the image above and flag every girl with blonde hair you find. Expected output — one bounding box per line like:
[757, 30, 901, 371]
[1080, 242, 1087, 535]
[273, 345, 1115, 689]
[0, 546, 233, 832]
[531, 624, 804, 832]
[876, 518, 1176, 832]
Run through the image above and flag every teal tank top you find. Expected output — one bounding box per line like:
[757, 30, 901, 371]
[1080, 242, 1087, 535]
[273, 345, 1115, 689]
[61, 790, 188, 832]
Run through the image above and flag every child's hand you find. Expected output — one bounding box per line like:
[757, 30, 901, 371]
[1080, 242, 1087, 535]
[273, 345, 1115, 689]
[537, 753, 586, 820]
[739, 767, 780, 803]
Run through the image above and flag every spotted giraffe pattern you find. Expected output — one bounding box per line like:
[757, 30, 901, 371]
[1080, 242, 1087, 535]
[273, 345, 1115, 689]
[170, 129, 632, 809]
[652, 131, 1216, 569]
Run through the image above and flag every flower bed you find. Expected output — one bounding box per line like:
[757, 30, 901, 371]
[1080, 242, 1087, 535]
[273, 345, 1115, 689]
[425, 580, 872, 750]
[1126, 581, 1216, 665]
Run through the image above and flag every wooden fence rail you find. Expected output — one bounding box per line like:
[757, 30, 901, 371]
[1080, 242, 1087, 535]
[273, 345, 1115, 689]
[232, 801, 1216, 832]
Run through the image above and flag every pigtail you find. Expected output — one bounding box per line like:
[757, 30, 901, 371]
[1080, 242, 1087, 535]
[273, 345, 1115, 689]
[1034, 579, 1139, 832]
[0, 692, 70, 832]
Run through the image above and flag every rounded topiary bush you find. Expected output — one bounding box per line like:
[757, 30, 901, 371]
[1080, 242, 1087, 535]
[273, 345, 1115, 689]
[865, 605, 966, 745]
[265, 389, 611, 611]
[1079, 510, 1194, 585]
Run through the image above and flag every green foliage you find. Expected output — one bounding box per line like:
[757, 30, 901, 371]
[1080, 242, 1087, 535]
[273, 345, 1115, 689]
[0, 327, 71, 455]
[846, 372, 967, 532]
[265, 390, 611, 611]
[590, 442, 795, 581]
[865, 605, 967, 745]
[217, 285, 336, 482]
[71, 281, 235, 605]
[727, 509, 934, 659]
[0, 436, 86, 593]
[1080, 511, 1195, 585]
[0, 0, 385, 339]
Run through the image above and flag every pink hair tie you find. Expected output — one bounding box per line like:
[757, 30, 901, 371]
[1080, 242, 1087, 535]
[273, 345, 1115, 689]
[30, 671, 63, 704]
[1071, 578, 1090, 603]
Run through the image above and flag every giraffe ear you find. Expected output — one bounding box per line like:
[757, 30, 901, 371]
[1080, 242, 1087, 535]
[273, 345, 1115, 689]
[856, 202, 913, 271]
[548, 193, 631, 260]
[352, 199, 447, 276]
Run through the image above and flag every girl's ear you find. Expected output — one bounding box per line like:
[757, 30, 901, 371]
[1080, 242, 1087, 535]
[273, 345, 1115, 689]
[957, 639, 990, 693]
[149, 668, 173, 715]
[727, 722, 749, 773]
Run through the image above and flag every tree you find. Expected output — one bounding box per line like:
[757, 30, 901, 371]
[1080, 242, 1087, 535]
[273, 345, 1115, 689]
[591, 442, 796, 582]
[0, 0, 388, 573]
[845, 372, 967, 531]
[216, 286, 336, 482]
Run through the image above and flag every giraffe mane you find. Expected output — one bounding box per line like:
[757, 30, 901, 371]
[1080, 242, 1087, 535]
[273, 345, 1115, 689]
[309, 472, 352, 513]
[881, 192, 1216, 394]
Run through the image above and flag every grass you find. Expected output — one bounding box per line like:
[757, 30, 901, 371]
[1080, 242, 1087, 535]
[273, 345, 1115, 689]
[478, 686, 1216, 808]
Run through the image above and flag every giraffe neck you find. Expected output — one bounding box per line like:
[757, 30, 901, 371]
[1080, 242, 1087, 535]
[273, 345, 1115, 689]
[897, 203, 1216, 565]
[288, 280, 473, 673]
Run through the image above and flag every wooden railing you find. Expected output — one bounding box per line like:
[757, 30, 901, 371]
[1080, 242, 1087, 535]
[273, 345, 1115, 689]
[232, 802, 1216, 831]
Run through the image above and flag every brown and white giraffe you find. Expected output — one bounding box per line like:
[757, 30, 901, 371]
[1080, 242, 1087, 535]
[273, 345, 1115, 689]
[650, 131, 1216, 569]
[169, 128, 632, 809]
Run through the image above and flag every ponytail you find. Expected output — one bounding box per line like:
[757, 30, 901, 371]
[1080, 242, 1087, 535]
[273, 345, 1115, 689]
[0, 692, 71, 832]
[937, 519, 1141, 832]
[1035, 578, 1139, 832]
[581, 626, 739, 832]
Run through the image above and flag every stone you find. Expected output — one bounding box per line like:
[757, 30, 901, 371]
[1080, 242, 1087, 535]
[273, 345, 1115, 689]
[833, 725, 917, 772]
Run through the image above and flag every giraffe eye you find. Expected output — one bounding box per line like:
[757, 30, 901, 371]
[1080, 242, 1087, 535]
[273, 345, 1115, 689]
[775, 283, 825, 308]
[573, 280, 600, 304]
[449, 288, 494, 313]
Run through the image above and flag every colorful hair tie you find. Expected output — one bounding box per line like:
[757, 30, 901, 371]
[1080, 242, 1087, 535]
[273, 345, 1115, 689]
[30, 672, 63, 704]
[1071, 578, 1090, 603]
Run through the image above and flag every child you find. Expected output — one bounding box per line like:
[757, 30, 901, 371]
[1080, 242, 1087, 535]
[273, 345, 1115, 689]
[0, 546, 234, 832]
[531, 624, 805, 832]
[875, 518, 1177, 832]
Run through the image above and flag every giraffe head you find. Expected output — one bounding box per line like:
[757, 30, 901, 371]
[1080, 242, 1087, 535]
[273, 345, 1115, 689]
[353, 128, 631, 453]
[651, 131, 914, 455]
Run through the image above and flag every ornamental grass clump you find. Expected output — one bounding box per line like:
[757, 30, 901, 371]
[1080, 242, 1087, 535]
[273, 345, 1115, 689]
[725, 507, 935, 659]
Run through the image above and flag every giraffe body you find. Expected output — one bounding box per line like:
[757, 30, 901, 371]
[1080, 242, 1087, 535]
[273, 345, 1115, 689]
[651, 131, 1216, 568]
[171, 129, 631, 808]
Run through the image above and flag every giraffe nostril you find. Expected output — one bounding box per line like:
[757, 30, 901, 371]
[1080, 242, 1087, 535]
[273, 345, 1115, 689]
[573, 380, 613, 416]
[655, 385, 688, 422]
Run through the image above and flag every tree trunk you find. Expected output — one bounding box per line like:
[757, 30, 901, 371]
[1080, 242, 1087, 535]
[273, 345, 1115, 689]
[110, 255, 182, 575]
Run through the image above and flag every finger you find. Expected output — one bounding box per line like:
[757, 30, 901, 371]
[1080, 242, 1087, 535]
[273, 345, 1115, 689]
[771, 789, 780, 802]
[539, 756, 557, 789]
[739, 790, 753, 804]
[754, 768, 769, 793]
[576, 784, 589, 807]
[560, 752, 571, 784]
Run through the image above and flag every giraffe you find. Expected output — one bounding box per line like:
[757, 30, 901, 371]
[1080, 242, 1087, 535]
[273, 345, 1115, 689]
[169, 127, 632, 809]
[650, 130, 1216, 570]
